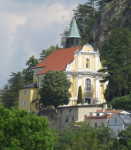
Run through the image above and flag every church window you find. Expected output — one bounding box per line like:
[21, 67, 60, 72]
[86, 58, 90, 68]
[67, 39, 69, 44]
[71, 39, 73, 44]
[76, 39, 78, 44]
[23, 101, 26, 106]
[85, 79, 91, 91]
[95, 123, 97, 128]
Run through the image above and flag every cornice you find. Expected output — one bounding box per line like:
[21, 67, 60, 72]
[64, 70, 109, 77]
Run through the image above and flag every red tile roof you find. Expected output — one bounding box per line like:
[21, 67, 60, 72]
[85, 113, 116, 120]
[85, 116, 108, 119]
[96, 109, 123, 113]
[34, 46, 82, 75]
[85, 110, 124, 120]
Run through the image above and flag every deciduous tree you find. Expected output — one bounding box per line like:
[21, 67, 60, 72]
[39, 70, 71, 108]
[0, 104, 54, 150]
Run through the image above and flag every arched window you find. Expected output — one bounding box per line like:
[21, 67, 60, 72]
[85, 79, 91, 91]
[86, 58, 90, 68]
[23, 89, 26, 95]
[23, 101, 26, 106]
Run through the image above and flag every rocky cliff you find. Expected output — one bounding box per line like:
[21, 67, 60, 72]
[90, 0, 131, 50]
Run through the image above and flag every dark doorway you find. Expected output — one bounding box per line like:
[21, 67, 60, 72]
[85, 98, 91, 104]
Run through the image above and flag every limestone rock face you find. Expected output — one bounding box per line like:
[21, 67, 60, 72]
[90, 0, 131, 50]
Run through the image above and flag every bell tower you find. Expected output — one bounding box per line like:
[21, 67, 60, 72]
[67, 17, 81, 48]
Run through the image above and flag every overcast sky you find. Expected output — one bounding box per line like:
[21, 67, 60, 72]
[0, 0, 87, 89]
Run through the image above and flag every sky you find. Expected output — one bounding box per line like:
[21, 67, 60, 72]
[0, 0, 87, 89]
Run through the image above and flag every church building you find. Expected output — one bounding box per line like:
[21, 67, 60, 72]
[18, 18, 109, 112]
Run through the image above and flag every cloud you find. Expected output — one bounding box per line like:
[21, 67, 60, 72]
[0, 0, 86, 88]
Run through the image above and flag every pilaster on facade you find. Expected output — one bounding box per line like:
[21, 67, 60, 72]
[78, 53, 82, 71]
[67, 74, 71, 80]
[95, 76, 100, 104]
[72, 75, 76, 98]
[78, 75, 82, 88]
[94, 54, 99, 71]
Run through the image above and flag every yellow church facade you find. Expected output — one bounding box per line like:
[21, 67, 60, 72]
[18, 44, 108, 112]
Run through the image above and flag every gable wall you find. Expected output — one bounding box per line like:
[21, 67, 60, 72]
[108, 113, 124, 136]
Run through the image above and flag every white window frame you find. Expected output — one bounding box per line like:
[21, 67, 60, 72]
[84, 97, 92, 104]
[40, 79, 44, 88]
[84, 77, 92, 91]
[23, 100, 26, 106]
[85, 56, 91, 69]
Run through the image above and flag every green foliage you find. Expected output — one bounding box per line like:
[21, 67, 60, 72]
[54, 121, 114, 150]
[77, 86, 82, 104]
[97, 0, 114, 10]
[61, 28, 69, 48]
[2, 72, 25, 109]
[0, 104, 54, 150]
[111, 93, 131, 110]
[99, 28, 131, 101]
[109, 126, 131, 150]
[22, 55, 39, 84]
[39, 70, 71, 108]
[39, 44, 60, 61]
[72, 2, 98, 45]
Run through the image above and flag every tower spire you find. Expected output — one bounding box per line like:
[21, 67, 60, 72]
[67, 17, 81, 48]
[67, 17, 81, 38]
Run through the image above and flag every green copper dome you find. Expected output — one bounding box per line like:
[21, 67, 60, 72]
[67, 18, 81, 38]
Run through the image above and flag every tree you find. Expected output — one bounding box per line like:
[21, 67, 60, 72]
[72, 2, 98, 45]
[77, 86, 82, 104]
[61, 28, 69, 48]
[39, 44, 60, 61]
[2, 72, 25, 109]
[111, 93, 131, 110]
[97, 0, 114, 10]
[0, 104, 54, 150]
[22, 55, 39, 84]
[39, 70, 71, 108]
[54, 121, 114, 150]
[98, 28, 131, 101]
[118, 126, 131, 149]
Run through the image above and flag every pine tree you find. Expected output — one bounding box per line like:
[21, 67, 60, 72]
[99, 28, 131, 100]
[61, 28, 69, 48]
[22, 55, 39, 84]
[2, 72, 25, 109]
[72, 2, 98, 45]
[39, 44, 60, 61]
[77, 86, 82, 104]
